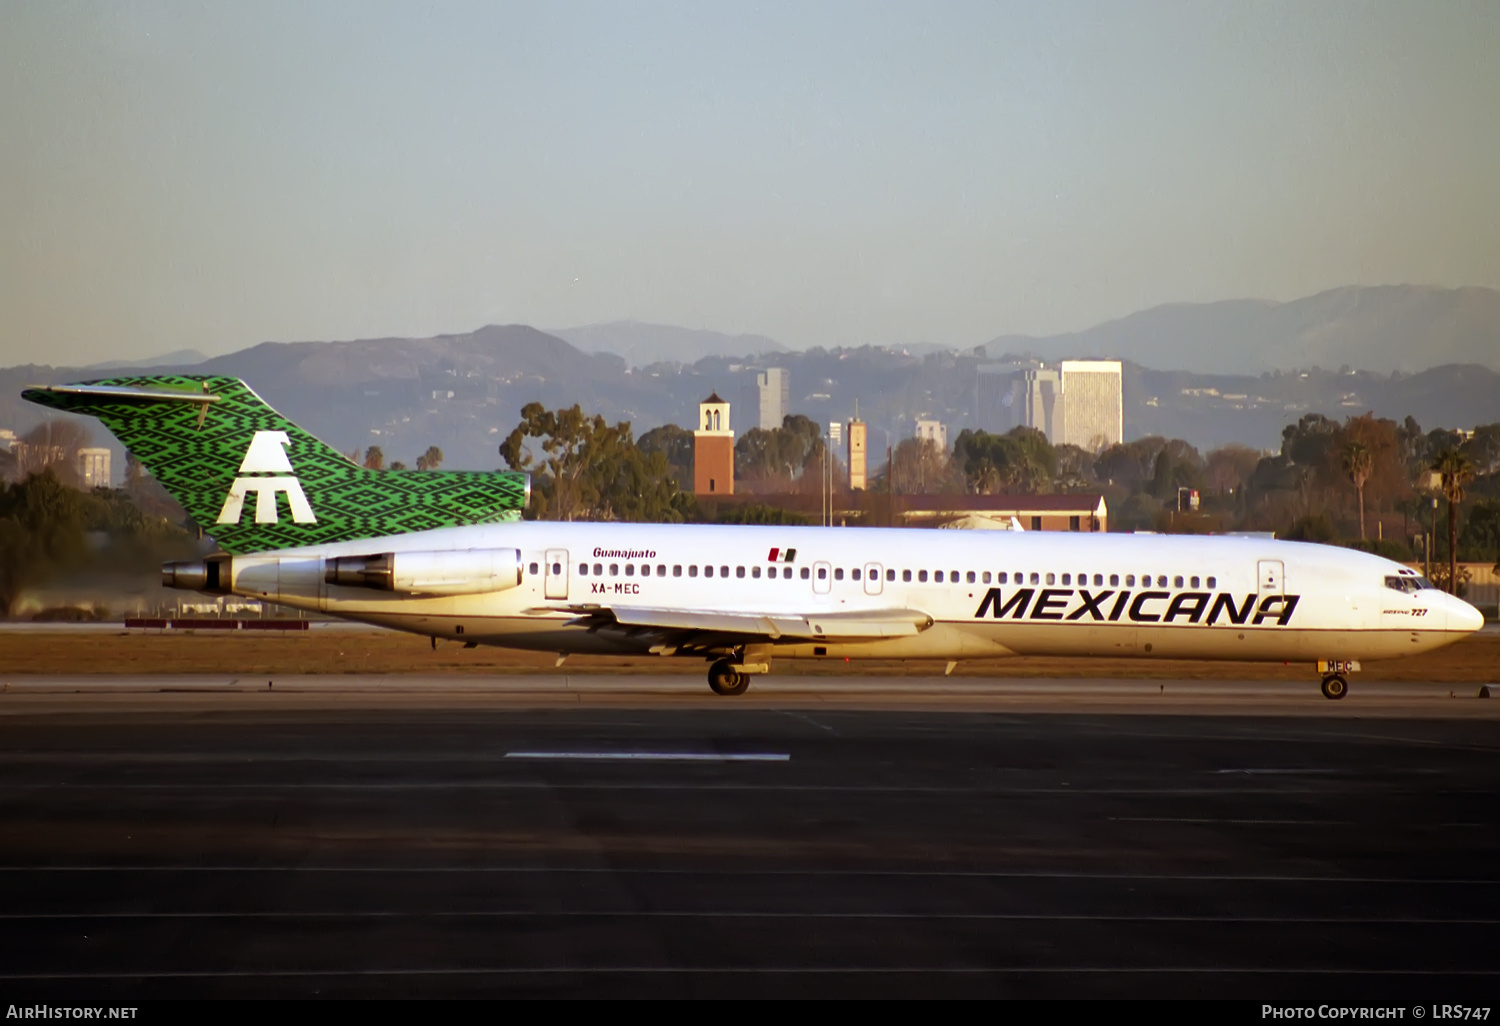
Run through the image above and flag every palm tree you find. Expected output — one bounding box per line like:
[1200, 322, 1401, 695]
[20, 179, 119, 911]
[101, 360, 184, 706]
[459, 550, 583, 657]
[971, 459, 1000, 495]
[363, 446, 384, 471]
[1431, 448, 1473, 594]
[1341, 440, 1373, 540]
[416, 446, 445, 471]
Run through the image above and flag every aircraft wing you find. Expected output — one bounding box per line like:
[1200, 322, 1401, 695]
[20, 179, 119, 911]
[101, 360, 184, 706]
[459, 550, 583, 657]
[539, 604, 933, 644]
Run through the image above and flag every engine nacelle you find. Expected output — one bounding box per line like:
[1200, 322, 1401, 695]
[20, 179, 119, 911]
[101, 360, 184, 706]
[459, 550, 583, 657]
[162, 557, 232, 594]
[325, 548, 522, 596]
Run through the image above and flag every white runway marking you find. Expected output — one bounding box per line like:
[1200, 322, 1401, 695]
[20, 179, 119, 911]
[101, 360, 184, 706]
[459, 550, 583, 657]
[504, 751, 790, 762]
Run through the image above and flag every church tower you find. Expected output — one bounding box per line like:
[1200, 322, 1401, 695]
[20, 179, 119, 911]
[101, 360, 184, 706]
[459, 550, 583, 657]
[693, 392, 734, 496]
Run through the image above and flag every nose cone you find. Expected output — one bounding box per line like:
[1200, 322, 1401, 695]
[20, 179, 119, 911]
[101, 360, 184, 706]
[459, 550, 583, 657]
[1446, 594, 1485, 634]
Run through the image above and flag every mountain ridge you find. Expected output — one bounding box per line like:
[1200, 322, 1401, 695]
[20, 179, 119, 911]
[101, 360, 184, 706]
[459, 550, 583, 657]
[985, 285, 1500, 374]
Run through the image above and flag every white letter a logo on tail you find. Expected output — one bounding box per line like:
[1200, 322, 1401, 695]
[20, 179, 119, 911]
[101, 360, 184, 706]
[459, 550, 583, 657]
[217, 431, 317, 524]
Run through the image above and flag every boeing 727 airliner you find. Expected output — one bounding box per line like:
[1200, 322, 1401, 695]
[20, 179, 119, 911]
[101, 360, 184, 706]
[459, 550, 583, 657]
[24, 376, 1484, 700]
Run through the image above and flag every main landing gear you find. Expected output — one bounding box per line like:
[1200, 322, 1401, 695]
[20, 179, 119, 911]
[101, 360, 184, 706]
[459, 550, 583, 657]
[708, 660, 751, 697]
[1317, 660, 1359, 701]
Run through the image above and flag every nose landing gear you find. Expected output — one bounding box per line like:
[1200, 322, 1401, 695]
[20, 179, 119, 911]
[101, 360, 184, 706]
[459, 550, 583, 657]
[1320, 674, 1348, 700]
[1316, 660, 1359, 701]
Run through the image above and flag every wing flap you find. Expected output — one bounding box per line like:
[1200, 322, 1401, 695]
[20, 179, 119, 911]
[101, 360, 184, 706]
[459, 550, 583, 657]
[563, 605, 932, 641]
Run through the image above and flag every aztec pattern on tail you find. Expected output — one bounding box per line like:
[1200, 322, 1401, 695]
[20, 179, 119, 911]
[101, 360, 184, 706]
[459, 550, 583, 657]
[22, 375, 528, 554]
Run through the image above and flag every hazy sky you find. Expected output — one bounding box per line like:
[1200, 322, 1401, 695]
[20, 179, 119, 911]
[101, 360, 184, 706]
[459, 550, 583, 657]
[3, 1, 1498, 365]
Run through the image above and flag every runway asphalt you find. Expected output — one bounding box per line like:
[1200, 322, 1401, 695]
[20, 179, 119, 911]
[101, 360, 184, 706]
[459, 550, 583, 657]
[0, 677, 1496, 999]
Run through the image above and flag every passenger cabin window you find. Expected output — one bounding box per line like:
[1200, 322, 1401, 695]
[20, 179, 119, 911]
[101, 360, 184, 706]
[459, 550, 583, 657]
[1190, 576, 1199, 588]
[886, 569, 895, 581]
[934, 571, 943, 583]
[1061, 574, 1070, 585]
[1125, 575, 1135, 586]
[736, 566, 745, 579]
[1173, 575, 1182, 587]
[967, 571, 976, 584]
[625, 564, 634, 576]
[1045, 573, 1055, 585]
[783, 567, 793, 579]
[834, 568, 844, 581]
[903, 570, 912, 582]
[817, 567, 828, 580]
[689, 565, 698, 578]
[1206, 576, 1216, 588]
[852, 568, 861, 581]
[1110, 574, 1119, 586]
[1158, 576, 1168, 587]
[1094, 574, 1104, 586]
[1029, 572, 1040, 585]
[529, 562, 539, 575]
[610, 564, 619, 576]
[704, 566, 714, 578]
[752, 566, 761, 579]
[720, 566, 729, 577]
[918, 570, 928, 583]
[578, 563, 588, 576]
[981, 571, 990, 583]
[801, 567, 811, 580]
[657, 565, 666, 577]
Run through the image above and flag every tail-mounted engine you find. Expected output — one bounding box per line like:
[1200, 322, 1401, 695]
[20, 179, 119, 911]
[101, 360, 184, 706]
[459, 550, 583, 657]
[161, 556, 233, 594]
[325, 548, 522, 596]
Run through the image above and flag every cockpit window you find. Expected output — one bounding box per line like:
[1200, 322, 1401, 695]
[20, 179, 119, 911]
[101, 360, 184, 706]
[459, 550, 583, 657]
[1384, 575, 1434, 594]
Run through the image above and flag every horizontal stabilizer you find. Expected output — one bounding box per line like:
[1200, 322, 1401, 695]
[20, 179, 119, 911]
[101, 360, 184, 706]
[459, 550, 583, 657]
[24, 382, 221, 405]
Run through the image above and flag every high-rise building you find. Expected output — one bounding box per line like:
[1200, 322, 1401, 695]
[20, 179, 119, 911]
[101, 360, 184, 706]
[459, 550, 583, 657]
[757, 368, 789, 432]
[973, 361, 1038, 433]
[693, 392, 734, 496]
[1020, 368, 1064, 442]
[914, 418, 947, 451]
[77, 448, 111, 488]
[846, 418, 867, 490]
[1058, 360, 1123, 451]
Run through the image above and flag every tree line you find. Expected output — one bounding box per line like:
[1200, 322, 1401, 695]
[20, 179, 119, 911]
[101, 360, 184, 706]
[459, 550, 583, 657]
[497, 403, 1500, 575]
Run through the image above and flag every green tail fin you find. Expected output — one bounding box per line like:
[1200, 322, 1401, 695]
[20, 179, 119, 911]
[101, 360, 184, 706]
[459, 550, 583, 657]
[22, 375, 529, 554]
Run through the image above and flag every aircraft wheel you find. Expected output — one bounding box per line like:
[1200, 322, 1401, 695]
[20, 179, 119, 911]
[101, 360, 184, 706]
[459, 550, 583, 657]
[1320, 674, 1348, 701]
[708, 661, 750, 696]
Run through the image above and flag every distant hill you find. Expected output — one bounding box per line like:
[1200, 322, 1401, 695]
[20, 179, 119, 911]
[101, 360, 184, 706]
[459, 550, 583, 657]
[0, 325, 686, 473]
[3, 294, 1498, 479]
[549, 321, 785, 367]
[988, 285, 1500, 375]
[83, 349, 208, 370]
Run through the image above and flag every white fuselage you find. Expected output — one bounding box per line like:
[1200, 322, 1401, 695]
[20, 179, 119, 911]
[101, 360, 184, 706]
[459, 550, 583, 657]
[223, 521, 1483, 666]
